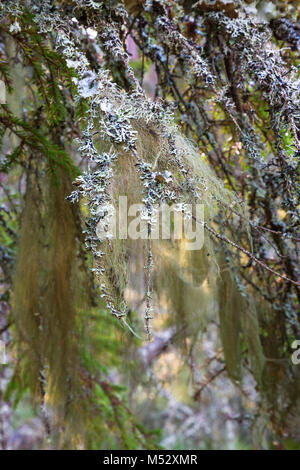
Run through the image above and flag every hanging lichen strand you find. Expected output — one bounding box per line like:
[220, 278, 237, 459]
[13, 167, 90, 440]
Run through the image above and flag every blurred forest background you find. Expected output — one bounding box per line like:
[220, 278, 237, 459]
[0, 0, 300, 450]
